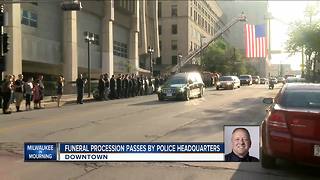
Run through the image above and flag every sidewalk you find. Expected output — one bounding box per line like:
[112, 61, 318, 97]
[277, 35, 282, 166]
[7, 94, 94, 111]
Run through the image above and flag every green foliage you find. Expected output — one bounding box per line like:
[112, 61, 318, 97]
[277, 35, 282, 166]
[202, 38, 253, 76]
[286, 20, 320, 82]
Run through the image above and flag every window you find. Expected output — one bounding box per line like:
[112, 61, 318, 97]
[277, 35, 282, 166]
[171, 5, 177, 17]
[158, 2, 162, 18]
[21, 10, 38, 28]
[172, 24, 177, 34]
[194, 11, 197, 21]
[190, 7, 193, 17]
[171, 40, 177, 50]
[172, 55, 177, 65]
[156, 57, 162, 65]
[113, 41, 128, 58]
[158, 25, 162, 35]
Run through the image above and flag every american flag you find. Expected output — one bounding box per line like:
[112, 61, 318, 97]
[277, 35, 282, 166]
[245, 24, 267, 58]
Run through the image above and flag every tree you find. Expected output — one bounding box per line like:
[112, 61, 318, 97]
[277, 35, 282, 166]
[286, 21, 320, 82]
[202, 38, 251, 76]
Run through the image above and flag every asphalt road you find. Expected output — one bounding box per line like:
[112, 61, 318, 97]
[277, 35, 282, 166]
[0, 84, 319, 180]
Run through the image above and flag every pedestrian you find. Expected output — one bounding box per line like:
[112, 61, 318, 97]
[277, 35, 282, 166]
[104, 73, 110, 99]
[56, 75, 64, 107]
[121, 74, 125, 98]
[24, 77, 33, 111]
[10, 74, 15, 104]
[155, 76, 160, 92]
[148, 76, 153, 94]
[116, 74, 122, 99]
[76, 74, 86, 104]
[144, 76, 149, 95]
[110, 74, 116, 99]
[124, 74, 129, 98]
[32, 81, 41, 109]
[36, 75, 45, 109]
[98, 74, 105, 100]
[14, 74, 24, 112]
[2, 75, 14, 114]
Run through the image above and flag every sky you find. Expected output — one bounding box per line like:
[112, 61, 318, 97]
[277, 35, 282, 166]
[268, 1, 320, 70]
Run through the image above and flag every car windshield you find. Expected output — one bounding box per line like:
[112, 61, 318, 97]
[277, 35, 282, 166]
[219, 77, 233, 81]
[165, 77, 187, 85]
[281, 90, 320, 109]
[239, 76, 250, 79]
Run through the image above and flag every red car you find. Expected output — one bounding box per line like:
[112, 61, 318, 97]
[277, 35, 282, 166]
[261, 83, 320, 168]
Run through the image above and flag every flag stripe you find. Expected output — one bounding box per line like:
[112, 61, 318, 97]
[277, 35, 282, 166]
[245, 24, 267, 58]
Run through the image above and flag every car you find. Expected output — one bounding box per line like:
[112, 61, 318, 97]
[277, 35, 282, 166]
[252, 76, 260, 84]
[239, 75, 252, 86]
[285, 77, 307, 84]
[261, 83, 320, 168]
[260, 78, 267, 84]
[216, 76, 240, 90]
[277, 77, 285, 84]
[157, 72, 205, 101]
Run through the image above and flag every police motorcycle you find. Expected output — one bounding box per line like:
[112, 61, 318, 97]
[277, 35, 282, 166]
[268, 78, 276, 90]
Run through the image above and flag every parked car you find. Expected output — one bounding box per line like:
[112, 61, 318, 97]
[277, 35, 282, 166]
[157, 72, 205, 101]
[261, 83, 320, 168]
[277, 77, 285, 84]
[260, 78, 267, 84]
[285, 77, 306, 84]
[239, 75, 252, 86]
[216, 76, 240, 90]
[252, 76, 260, 84]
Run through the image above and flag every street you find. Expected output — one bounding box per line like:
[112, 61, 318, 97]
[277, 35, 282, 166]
[0, 84, 319, 180]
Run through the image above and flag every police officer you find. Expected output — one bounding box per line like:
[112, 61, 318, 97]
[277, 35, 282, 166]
[110, 75, 116, 99]
[116, 74, 122, 99]
[98, 74, 105, 100]
[76, 74, 86, 104]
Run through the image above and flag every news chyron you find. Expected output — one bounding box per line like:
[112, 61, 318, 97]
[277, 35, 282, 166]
[24, 142, 224, 162]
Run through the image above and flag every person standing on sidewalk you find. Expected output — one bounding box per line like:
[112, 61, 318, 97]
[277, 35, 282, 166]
[36, 75, 45, 109]
[98, 74, 105, 100]
[76, 74, 86, 104]
[24, 77, 33, 111]
[56, 75, 64, 107]
[14, 74, 24, 112]
[110, 74, 116, 99]
[2, 75, 13, 114]
[116, 74, 122, 99]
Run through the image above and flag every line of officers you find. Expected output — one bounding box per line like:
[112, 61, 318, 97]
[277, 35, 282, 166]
[96, 73, 169, 100]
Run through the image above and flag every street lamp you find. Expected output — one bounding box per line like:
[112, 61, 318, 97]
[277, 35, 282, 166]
[178, 53, 182, 73]
[84, 31, 95, 97]
[148, 46, 154, 76]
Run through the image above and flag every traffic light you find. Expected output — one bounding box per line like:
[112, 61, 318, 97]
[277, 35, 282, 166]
[2, 33, 9, 54]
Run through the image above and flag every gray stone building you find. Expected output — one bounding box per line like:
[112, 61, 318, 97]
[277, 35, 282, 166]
[217, 0, 269, 77]
[3, 0, 159, 92]
[156, 0, 224, 74]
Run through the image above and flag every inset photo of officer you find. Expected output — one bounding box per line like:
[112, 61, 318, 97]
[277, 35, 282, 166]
[224, 126, 259, 162]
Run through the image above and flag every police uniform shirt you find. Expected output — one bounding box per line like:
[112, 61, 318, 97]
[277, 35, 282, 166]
[225, 151, 259, 162]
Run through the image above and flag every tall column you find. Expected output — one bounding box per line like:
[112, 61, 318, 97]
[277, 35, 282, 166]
[139, 0, 147, 54]
[5, 4, 22, 76]
[129, 0, 139, 73]
[153, 0, 160, 58]
[63, 10, 78, 93]
[102, 0, 114, 75]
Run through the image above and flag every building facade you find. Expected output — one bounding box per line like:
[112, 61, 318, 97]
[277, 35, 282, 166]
[3, 0, 159, 92]
[217, 1, 269, 77]
[156, 0, 223, 74]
